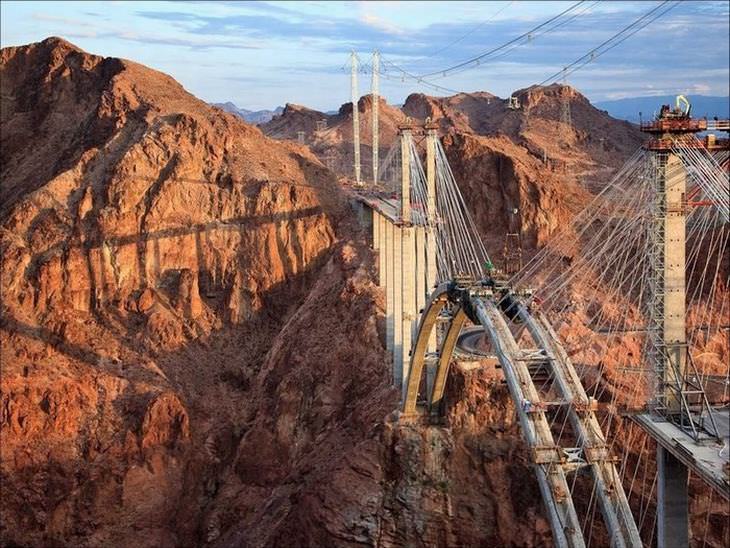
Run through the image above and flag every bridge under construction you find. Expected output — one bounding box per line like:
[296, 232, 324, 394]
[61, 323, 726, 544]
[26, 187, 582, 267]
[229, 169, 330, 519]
[349, 100, 729, 548]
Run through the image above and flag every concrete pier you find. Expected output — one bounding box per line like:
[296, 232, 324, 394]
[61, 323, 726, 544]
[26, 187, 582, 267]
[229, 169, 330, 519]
[378, 213, 386, 287]
[393, 224, 403, 387]
[657, 447, 689, 548]
[401, 225, 415, 398]
[355, 123, 438, 394]
[372, 210, 380, 285]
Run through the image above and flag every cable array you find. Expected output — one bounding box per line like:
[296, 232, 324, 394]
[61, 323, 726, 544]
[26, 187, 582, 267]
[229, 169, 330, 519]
[507, 140, 728, 544]
[377, 132, 490, 281]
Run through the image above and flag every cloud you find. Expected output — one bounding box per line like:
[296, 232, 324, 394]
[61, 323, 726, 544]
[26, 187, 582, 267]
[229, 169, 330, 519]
[166, 1, 301, 17]
[359, 13, 406, 36]
[107, 30, 261, 50]
[11, 0, 728, 109]
[32, 10, 260, 50]
[32, 13, 96, 27]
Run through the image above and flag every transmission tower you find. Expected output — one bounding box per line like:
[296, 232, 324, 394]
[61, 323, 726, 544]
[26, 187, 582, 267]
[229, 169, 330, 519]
[371, 51, 380, 185]
[501, 207, 523, 274]
[561, 69, 572, 137]
[350, 52, 362, 185]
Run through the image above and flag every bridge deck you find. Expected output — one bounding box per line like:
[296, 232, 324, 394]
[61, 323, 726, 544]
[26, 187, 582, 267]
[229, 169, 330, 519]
[351, 190, 403, 224]
[634, 411, 730, 500]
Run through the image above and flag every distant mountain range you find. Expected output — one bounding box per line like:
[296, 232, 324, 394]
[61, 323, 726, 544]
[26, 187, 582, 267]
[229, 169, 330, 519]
[212, 102, 284, 124]
[215, 95, 729, 126]
[595, 95, 729, 123]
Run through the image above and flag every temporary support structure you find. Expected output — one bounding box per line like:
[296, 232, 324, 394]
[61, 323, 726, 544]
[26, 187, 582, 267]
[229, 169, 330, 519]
[350, 52, 361, 185]
[644, 117, 691, 548]
[371, 51, 380, 185]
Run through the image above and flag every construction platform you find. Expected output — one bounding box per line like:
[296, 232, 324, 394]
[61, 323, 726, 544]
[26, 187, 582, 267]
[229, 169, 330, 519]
[634, 410, 730, 500]
[351, 191, 404, 224]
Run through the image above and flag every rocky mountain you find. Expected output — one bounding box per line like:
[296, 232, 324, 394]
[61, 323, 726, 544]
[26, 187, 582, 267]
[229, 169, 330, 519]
[212, 101, 284, 124]
[0, 37, 350, 547]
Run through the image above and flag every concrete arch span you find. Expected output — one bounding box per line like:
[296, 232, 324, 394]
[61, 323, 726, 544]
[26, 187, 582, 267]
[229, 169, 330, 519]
[402, 281, 470, 418]
[401, 280, 642, 548]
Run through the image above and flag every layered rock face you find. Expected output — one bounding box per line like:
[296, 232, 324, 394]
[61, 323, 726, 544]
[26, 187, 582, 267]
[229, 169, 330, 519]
[402, 86, 644, 248]
[0, 37, 342, 546]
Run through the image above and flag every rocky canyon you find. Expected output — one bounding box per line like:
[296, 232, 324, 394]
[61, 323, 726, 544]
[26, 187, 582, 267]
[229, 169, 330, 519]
[1, 37, 728, 548]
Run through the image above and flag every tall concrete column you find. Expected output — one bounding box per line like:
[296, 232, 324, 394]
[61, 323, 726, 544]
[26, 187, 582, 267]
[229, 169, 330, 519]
[657, 447, 689, 548]
[401, 225, 415, 398]
[654, 150, 689, 548]
[414, 226, 426, 316]
[425, 124, 439, 355]
[373, 210, 380, 251]
[393, 224, 403, 387]
[661, 152, 687, 413]
[372, 210, 381, 285]
[385, 220, 394, 356]
[400, 127, 411, 222]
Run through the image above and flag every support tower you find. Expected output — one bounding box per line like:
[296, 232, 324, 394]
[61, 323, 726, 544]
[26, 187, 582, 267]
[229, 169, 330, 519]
[350, 52, 361, 185]
[372, 51, 380, 185]
[641, 99, 709, 548]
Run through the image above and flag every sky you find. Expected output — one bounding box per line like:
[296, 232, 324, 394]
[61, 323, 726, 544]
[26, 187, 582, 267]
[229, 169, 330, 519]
[1, 1, 728, 111]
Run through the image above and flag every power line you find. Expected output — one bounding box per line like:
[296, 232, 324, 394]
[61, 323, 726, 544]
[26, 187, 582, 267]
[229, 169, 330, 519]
[379, 57, 461, 95]
[352, 0, 681, 103]
[447, 0, 598, 75]
[369, 0, 594, 92]
[421, 1, 515, 61]
[537, 0, 680, 86]
[349, 53, 459, 95]
[417, 0, 587, 78]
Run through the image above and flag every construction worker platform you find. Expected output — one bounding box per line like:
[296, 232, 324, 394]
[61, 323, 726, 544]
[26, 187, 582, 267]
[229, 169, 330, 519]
[352, 191, 404, 225]
[635, 411, 730, 499]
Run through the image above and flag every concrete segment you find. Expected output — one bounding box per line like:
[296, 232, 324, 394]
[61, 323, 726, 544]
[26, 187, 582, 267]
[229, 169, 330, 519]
[373, 210, 380, 251]
[378, 213, 386, 287]
[385, 220, 394, 356]
[661, 153, 687, 412]
[401, 226, 415, 397]
[400, 129, 411, 222]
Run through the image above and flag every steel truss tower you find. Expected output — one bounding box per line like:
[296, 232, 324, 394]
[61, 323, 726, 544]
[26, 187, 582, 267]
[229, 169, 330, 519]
[641, 102, 721, 548]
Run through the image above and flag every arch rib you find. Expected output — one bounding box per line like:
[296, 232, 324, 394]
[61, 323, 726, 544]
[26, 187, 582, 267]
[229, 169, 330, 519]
[429, 307, 467, 415]
[402, 283, 451, 416]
